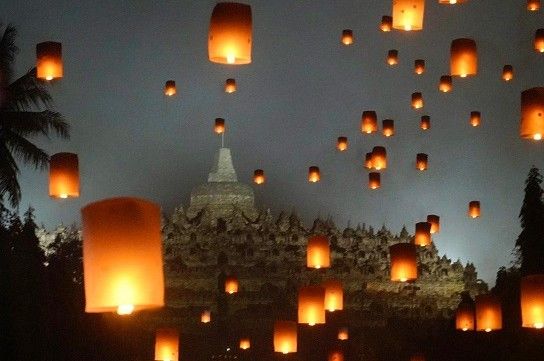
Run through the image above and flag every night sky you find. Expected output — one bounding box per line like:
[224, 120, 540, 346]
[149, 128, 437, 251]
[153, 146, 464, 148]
[1, 0, 543, 285]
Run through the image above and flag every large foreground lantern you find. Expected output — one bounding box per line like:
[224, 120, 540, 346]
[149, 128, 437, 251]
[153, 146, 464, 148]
[468, 201, 481, 218]
[208, 2, 252, 64]
[521, 274, 544, 329]
[369, 172, 381, 190]
[414, 222, 431, 247]
[535, 29, 544, 52]
[414, 59, 425, 75]
[502, 65, 514, 81]
[450, 38, 478, 77]
[308, 166, 321, 183]
[307, 235, 330, 269]
[387, 49, 399, 65]
[389, 243, 418, 282]
[427, 214, 440, 234]
[470, 111, 481, 127]
[361, 111, 378, 134]
[82, 197, 164, 314]
[298, 286, 326, 326]
[456, 302, 475, 331]
[225, 276, 239, 294]
[392, 0, 425, 31]
[412, 92, 423, 109]
[371, 146, 387, 170]
[520, 87, 544, 140]
[36, 41, 63, 81]
[528, 0, 541, 11]
[421, 115, 431, 130]
[341, 29, 354, 45]
[323, 280, 343, 312]
[439, 75, 453, 93]
[225, 78, 237, 93]
[155, 328, 179, 361]
[164, 80, 176, 96]
[475, 294, 502, 332]
[337, 136, 348, 151]
[380, 16, 393, 32]
[49, 152, 79, 199]
[274, 321, 297, 354]
[416, 153, 428, 171]
[383, 119, 395, 137]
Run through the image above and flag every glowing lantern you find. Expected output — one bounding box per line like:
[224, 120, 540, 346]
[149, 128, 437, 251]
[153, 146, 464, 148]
[521, 274, 544, 329]
[208, 2, 252, 64]
[371, 146, 387, 170]
[414, 59, 425, 75]
[328, 350, 344, 361]
[450, 38, 477, 77]
[49, 152, 79, 199]
[470, 111, 481, 127]
[225, 78, 237, 93]
[361, 111, 378, 134]
[439, 75, 453, 93]
[214, 118, 225, 134]
[36, 41, 63, 81]
[520, 87, 544, 140]
[456, 302, 475, 331]
[502, 65, 513, 81]
[364, 153, 373, 169]
[338, 327, 349, 340]
[468, 201, 481, 218]
[274, 321, 297, 354]
[380, 16, 393, 31]
[164, 80, 176, 96]
[420, 115, 430, 130]
[225, 276, 239, 294]
[337, 136, 348, 151]
[427, 214, 440, 234]
[239, 338, 251, 350]
[307, 235, 330, 269]
[341, 29, 354, 45]
[369, 172, 381, 190]
[416, 153, 428, 171]
[155, 328, 179, 361]
[298, 286, 326, 326]
[387, 50, 399, 65]
[414, 221, 432, 247]
[392, 0, 425, 31]
[412, 92, 423, 109]
[410, 353, 426, 361]
[389, 243, 418, 282]
[253, 169, 265, 185]
[528, 0, 541, 11]
[201, 309, 211, 323]
[475, 294, 502, 332]
[535, 29, 544, 52]
[322, 280, 343, 312]
[308, 166, 321, 183]
[382, 119, 395, 137]
[82, 197, 164, 314]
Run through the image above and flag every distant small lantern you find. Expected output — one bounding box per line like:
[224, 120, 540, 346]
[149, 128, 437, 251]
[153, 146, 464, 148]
[308, 166, 321, 183]
[392, 0, 425, 31]
[323, 280, 343, 312]
[328, 350, 344, 361]
[371, 146, 387, 170]
[307, 235, 330, 269]
[521, 87, 544, 140]
[387, 50, 399, 66]
[201, 309, 211, 323]
[427, 214, 440, 234]
[208, 2, 252, 64]
[535, 29, 544, 52]
[439, 75, 453, 93]
[337, 136, 348, 151]
[414, 59, 425, 75]
[420, 115, 431, 130]
[382, 119, 395, 137]
[412, 92, 424, 109]
[410, 353, 426, 361]
[414, 221, 432, 247]
[468, 201, 481, 218]
[380, 15, 393, 32]
[274, 321, 297, 354]
[239, 338, 251, 350]
[82, 197, 164, 315]
[470, 111, 481, 127]
[164, 80, 176, 96]
[502, 65, 514, 81]
[225, 78, 237, 93]
[527, 0, 541, 11]
[341, 29, 354, 45]
[214, 118, 225, 134]
[390, 243, 418, 282]
[298, 285, 326, 326]
[369, 172, 381, 190]
[475, 294, 502, 332]
[338, 327, 349, 340]
[456, 301, 475, 331]
[439, 0, 467, 3]
[49, 152, 80, 199]
[450, 38, 478, 77]
[36, 41, 63, 81]
[225, 276, 239, 294]
[364, 152, 373, 169]
[416, 153, 428, 171]
[253, 169, 265, 185]
[521, 274, 544, 329]
[361, 111, 378, 134]
[155, 328, 179, 361]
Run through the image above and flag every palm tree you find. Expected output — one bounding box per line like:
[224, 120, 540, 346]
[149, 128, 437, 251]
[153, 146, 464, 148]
[0, 23, 69, 207]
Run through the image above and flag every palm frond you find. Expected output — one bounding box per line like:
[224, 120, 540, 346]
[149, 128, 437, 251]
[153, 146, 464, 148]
[3, 129, 50, 170]
[0, 142, 21, 207]
[0, 23, 18, 85]
[1, 110, 70, 139]
[5, 68, 53, 111]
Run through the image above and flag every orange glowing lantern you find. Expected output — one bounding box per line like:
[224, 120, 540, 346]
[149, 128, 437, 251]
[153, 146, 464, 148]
[390, 243, 418, 282]
[427, 214, 440, 234]
[253, 169, 265, 185]
[82, 197, 164, 314]
[520, 87, 544, 140]
[410, 353, 426, 361]
[323, 280, 343, 312]
[36, 41, 63, 81]
[298, 286, 326, 326]
[414, 59, 425, 75]
[225, 78, 237, 93]
[535, 29, 544, 52]
[214, 118, 225, 134]
[468, 201, 481, 218]
[528, 0, 541, 11]
[225, 276, 239, 294]
[371, 146, 387, 170]
[308, 166, 321, 183]
[239, 338, 251, 350]
[414, 221, 432, 247]
[470, 111, 481, 127]
[341, 29, 354, 45]
[450, 38, 477, 77]
[49, 152, 79, 199]
[380, 16, 393, 32]
[364, 152, 373, 169]
[328, 350, 344, 361]
[420, 115, 431, 130]
[412, 92, 423, 109]
[338, 327, 349, 340]
[383, 119, 395, 137]
[201, 309, 211, 323]
[416, 153, 428, 171]
[521, 275, 544, 328]
[337, 136, 348, 151]
[164, 80, 176, 96]
[392, 0, 425, 31]
[369, 172, 381, 190]
[475, 294, 502, 332]
[208, 2, 252, 64]
[274, 321, 297, 354]
[307, 235, 330, 269]
[456, 302, 475, 331]
[155, 328, 179, 361]
[439, 75, 453, 93]
[439, 0, 467, 3]
[361, 111, 378, 134]
[502, 65, 513, 81]
[387, 49, 399, 65]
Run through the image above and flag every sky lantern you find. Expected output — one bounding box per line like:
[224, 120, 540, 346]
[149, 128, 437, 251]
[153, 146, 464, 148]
[410, 353, 426, 361]
[364, 153, 373, 169]
[307, 235, 330, 269]
[521, 274, 544, 329]
[412, 92, 423, 109]
[439, 75, 453, 92]
[420, 115, 431, 130]
[475, 294, 502, 332]
[225, 275, 239, 294]
[308, 166, 321, 183]
[274, 321, 297, 354]
[239, 338, 251, 350]
[535, 29, 544, 52]
[164, 80, 176, 96]
[201, 309, 211, 323]
[390, 243, 418, 282]
[369, 172, 381, 190]
[520, 87, 544, 140]
[414, 59, 425, 75]
[214, 118, 225, 134]
[298, 285, 326, 326]
[456, 302, 475, 331]
[81, 197, 164, 315]
[470, 111, 481, 127]
[341, 29, 354, 45]
[427, 214, 440, 234]
[414, 221, 432, 247]
[225, 78, 237, 93]
[36, 41, 63, 81]
[49, 152, 79, 199]
[439, 0, 467, 3]
[528, 0, 541, 11]
[371, 146, 387, 170]
[253, 169, 265, 184]
[416, 153, 428, 171]
[208, 2, 252, 64]
[338, 327, 349, 340]
[382, 119, 395, 137]
[337, 136, 348, 151]
[468, 201, 481, 218]
[328, 350, 344, 361]
[450, 38, 478, 77]
[155, 328, 179, 361]
[322, 279, 343, 312]
[380, 15, 393, 31]
[387, 50, 399, 65]
[502, 65, 513, 81]
[361, 111, 378, 134]
[392, 0, 425, 31]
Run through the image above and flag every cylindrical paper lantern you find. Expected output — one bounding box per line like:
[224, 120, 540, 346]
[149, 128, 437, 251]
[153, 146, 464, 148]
[337, 136, 348, 151]
[201, 309, 211, 323]
[364, 152, 373, 169]
[468, 201, 481, 218]
[225, 78, 237, 93]
[308, 166, 321, 183]
[214, 118, 225, 134]
[164, 80, 176, 96]
[369, 172, 381, 190]
[521, 274, 544, 328]
[535, 29, 544, 52]
[412, 92, 424, 109]
[328, 350, 344, 361]
[414, 59, 425, 75]
[341, 29, 354, 45]
[155, 328, 179, 361]
[49, 152, 79, 199]
[414, 221, 431, 247]
[253, 169, 265, 184]
[390, 243, 417, 282]
[338, 327, 349, 340]
[225, 276, 239, 294]
[450, 38, 478, 77]
[36, 41, 63, 80]
[274, 321, 297, 354]
[427, 214, 440, 234]
[439, 75, 453, 92]
[520, 87, 544, 140]
[371, 146, 387, 170]
[307, 235, 330, 269]
[416, 153, 428, 171]
[502, 65, 513, 81]
[392, 0, 425, 31]
[239, 338, 251, 350]
[420, 115, 430, 130]
[323, 280, 343, 312]
[82, 197, 164, 314]
[528, 0, 541, 11]
[470, 111, 481, 127]
[361, 111, 378, 134]
[456, 302, 475, 331]
[298, 286, 326, 325]
[383, 119, 395, 137]
[475, 294, 502, 332]
[208, 2, 252, 64]
[387, 49, 399, 65]
[380, 15, 393, 32]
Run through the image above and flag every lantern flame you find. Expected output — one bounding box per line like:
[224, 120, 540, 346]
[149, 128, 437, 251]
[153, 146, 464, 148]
[534, 133, 542, 140]
[117, 304, 134, 315]
[227, 53, 236, 64]
[46, 75, 53, 81]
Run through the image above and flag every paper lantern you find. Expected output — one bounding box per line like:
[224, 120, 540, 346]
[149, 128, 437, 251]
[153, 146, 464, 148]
[225, 78, 237, 93]
[383, 119, 395, 137]
[49, 152, 79, 199]
[439, 75, 453, 93]
[427, 214, 440, 234]
[380, 15, 393, 32]
[214, 118, 225, 134]
[364, 153, 373, 169]
[307, 235, 330, 269]
[298, 285, 326, 325]
[369, 172, 381, 190]
[439, 0, 467, 3]
[201, 309, 211, 323]
[420, 115, 431, 130]
[502, 65, 513, 81]
[361, 111, 378, 134]
[82, 197, 164, 314]
[535, 29, 544, 52]
[416, 153, 428, 171]
[468, 201, 481, 218]
[341, 29, 354, 45]
[521, 87, 544, 140]
[239, 338, 251, 350]
[338, 327, 349, 340]
[328, 350, 344, 361]
[274, 321, 297, 354]
[450, 38, 477, 77]
[414, 221, 431, 247]
[164, 80, 176, 96]
[308, 166, 321, 183]
[208, 2, 252, 64]
[475, 294, 502, 332]
[155, 328, 179, 361]
[456, 302, 475, 331]
[225, 276, 239, 294]
[253, 169, 265, 185]
[337, 136, 348, 151]
[528, 0, 541, 11]
[414, 59, 425, 75]
[323, 280, 343, 312]
[392, 0, 425, 31]
[412, 92, 423, 109]
[390, 243, 418, 282]
[521, 274, 544, 328]
[470, 111, 481, 127]
[36, 41, 63, 81]
[387, 49, 399, 65]
[371, 146, 387, 170]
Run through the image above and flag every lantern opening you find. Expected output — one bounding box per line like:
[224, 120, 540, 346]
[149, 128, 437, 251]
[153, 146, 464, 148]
[117, 304, 134, 315]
